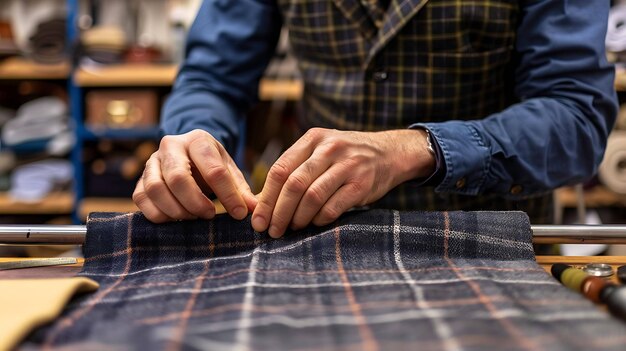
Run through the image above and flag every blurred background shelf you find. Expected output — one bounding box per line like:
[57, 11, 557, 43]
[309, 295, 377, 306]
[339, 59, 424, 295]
[80, 126, 161, 140]
[0, 57, 70, 80]
[74, 64, 177, 87]
[78, 197, 138, 220]
[615, 69, 626, 92]
[78, 197, 226, 220]
[0, 192, 73, 214]
[74, 64, 303, 100]
[555, 185, 626, 208]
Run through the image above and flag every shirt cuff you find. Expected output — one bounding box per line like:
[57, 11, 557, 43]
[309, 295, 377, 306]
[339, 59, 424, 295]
[410, 121, 491, 195]
[407, 126, 446, 187]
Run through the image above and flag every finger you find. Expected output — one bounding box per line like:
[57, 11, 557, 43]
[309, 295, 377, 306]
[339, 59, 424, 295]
[252, 130, 321, 233]
[160, 138, 216, 219]
[267, 152, 333, 237]
[188, 139, 248, 220]
[133, 177, 174, 223]
[142, 156, 197, 220]
[312, 182, 363, 227]
[225, 156, 258, 212]
[289, 162, 348, 230]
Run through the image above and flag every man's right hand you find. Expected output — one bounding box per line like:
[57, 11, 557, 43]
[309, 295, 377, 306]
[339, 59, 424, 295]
[133, 129, 257, 223]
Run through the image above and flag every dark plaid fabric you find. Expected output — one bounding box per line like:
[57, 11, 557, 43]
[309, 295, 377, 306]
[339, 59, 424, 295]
[279, 0, 552, 218]
[283, 0, 518, 129]
[24, 210, 626, 350]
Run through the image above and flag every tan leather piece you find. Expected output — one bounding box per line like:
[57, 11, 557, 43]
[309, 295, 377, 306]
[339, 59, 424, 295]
[0, 277, 99, 350]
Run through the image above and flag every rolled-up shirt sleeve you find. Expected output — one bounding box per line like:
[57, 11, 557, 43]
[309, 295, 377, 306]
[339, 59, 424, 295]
[414, 0, 617, 198]
[161, 0, 282, 153]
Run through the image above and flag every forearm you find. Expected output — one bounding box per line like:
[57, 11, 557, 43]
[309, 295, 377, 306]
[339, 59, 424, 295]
[419, 94, 615, 198]
[413, 0, 617, 198]
[160, 0, 282, 153]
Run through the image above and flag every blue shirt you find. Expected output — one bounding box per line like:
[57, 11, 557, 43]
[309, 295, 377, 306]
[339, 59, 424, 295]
[162, 0, 617, 199]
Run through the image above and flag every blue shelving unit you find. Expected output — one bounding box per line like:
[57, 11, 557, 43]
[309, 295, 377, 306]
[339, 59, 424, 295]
[65, 0, 163, 223]
[67, 0, 82, 223]
[64, 0, 250, 223]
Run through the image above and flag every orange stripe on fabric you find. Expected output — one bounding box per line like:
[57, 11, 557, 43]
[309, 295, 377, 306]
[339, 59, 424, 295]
[442, 212, 539, 351]
[43, 213, 135, 349]
[166, 222, 215, 351]
[334, 226, 378, 351]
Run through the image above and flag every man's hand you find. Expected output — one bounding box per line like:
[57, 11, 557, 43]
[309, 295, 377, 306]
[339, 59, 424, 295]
[251, 128, 436, 238]
[133, 129, 257, 223]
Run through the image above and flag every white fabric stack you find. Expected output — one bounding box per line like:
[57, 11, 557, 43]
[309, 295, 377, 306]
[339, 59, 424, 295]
[1, 97, 74, 156]
[599, 131, 626, 195]
[9, 159, 73, 202]
[607, 5, 626, 52]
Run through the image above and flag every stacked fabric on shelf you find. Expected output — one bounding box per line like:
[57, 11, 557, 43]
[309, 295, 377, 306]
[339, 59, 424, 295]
[9, 159, 72, 203]
[1, 96, 73, 156]
[0, 107, 15, 192]
[21, 210, 626, 350]
[80, 26, 127, 65]
[29, 18, 67, 64]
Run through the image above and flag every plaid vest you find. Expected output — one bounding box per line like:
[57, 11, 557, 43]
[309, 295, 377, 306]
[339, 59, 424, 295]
[278, 0, 553, 223]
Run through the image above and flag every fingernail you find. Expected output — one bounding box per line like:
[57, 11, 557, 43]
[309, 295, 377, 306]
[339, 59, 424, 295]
[233, 206, 247, 219]
[268, 225, 281, 238]
[251, 215, 266, 232]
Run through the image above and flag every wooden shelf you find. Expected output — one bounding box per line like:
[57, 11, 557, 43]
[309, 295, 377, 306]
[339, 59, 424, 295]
[537, 256, 626, 285]
[79, 197, 227, 220]
[0, 192, 73, 214]
[74, 64, 178, 87]
[74, 64, 303, 100]
[616, 68, 626, 92]
[555, 186, 626, 208]
[259, 78, 302, 101]
[0, 57, 70, 80]
[79, 197, 139, 219]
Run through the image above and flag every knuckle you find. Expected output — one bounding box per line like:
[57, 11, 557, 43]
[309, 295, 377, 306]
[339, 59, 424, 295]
[218, 191, 242, 208]
[347, 181, 365, 195]
[159, 135, 176, 148]
[132, 190, 148, 206]
[303, 184, 326, 207]
[285, 173, 309, 194]
[205, 164, 229, 181]
[143, 179, 166, 198]
[165, 170, 189, 189]
[268, 161, 291, 183]
[304, 127, 324, 140]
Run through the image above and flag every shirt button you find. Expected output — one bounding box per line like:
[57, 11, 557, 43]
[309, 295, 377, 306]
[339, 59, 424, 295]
[455, 178, 466, 189]
[372, 70, 388, 82]
[510, 185, 523, 195]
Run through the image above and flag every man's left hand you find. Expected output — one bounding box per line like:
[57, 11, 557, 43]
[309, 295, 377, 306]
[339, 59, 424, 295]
[250, 127, 436, 238]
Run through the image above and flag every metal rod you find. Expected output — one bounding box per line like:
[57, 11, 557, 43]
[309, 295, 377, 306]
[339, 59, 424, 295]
[0, 225, 86, 245]
[531, 225, 626, 244]
[0, 224, 626, 245]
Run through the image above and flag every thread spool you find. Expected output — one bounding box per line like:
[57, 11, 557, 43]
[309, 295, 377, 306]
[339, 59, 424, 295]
[560, 266, 588, 292]
[551, 264, 626, 322]
[607, 5, 626, 52]
[581, 276, 608, 303]
[604, 286, 626, 321]
[598, 131, 626, 195]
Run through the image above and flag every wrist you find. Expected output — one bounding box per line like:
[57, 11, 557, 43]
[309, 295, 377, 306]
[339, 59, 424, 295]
[383, 129, 437, 185]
